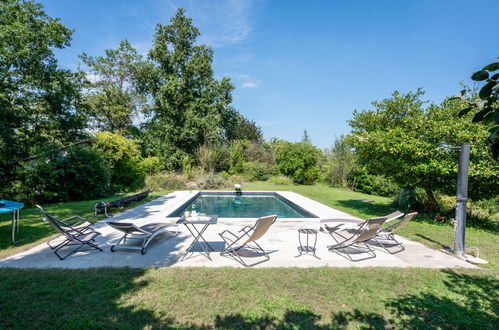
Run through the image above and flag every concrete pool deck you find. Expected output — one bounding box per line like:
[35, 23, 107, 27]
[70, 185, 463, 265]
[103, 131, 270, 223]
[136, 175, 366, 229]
[0, 191, 475, 269]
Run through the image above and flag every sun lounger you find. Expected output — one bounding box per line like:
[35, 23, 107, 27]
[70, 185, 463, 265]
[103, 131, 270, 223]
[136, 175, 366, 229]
[107, 221, 178, 255]
[36, 205, 102, 260]
[323, 216, 387, 261]
[372, 212, 417, 254]
[219, 215, 277, 267]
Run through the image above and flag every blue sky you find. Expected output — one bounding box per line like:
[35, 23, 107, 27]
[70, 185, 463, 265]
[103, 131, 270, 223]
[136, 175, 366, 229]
[41, 0, 499, 148]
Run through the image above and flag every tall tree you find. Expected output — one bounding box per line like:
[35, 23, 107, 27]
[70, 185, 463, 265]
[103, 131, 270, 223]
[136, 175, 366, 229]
[302, 130, 312, 144]
[80, 40, 146, 135]
[227, 115, 263, 142]
[140, 8, 238, 168]
[348, 89, 498, 212]
[0, 0, 87, 179]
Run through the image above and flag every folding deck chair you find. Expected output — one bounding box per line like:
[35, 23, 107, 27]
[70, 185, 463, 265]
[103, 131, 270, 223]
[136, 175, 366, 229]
[219, 215, 277, 267]
[324, 216, 387, 261]
[107, 222, 179, 255]
[371, 212, 418, 254]
[36, 205, 102, 260]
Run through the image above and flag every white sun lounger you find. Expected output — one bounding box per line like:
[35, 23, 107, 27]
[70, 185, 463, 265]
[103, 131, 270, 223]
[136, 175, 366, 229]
[108, 222, 178, 255]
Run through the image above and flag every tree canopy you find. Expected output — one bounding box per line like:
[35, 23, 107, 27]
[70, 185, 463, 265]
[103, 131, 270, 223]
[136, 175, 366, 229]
[348, 89, 498, 211]
[140, 9, 240, 168]
[80, 40, 147, 135]
[0, 0, 88, 184]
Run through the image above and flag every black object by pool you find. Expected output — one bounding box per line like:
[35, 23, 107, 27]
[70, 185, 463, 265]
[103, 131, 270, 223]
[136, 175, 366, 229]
[94, 190, 152, 217]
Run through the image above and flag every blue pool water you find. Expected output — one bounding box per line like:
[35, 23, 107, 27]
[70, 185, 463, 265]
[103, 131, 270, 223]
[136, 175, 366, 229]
[169, 193, 317, 218]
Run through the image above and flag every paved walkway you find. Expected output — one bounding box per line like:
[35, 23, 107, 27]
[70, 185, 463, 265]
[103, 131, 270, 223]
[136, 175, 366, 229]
[0, 191, 475, 269]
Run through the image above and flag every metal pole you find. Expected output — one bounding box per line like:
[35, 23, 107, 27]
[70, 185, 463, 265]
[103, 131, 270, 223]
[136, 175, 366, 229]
[454, 142, 470, 258]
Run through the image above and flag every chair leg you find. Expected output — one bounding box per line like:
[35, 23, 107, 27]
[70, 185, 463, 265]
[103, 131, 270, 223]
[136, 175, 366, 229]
[219, 233, 270, 267]
[54, 233, 103, 260]
[371, 235, 405, 254]
[328, 241, 377, 262]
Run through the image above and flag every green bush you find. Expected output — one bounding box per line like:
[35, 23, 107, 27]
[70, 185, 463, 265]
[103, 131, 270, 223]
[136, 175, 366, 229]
[323, 136, 357, 188]
[244, 161, 273, 181]
[139, 156, 162, 176]
[228, 174, 246, 185]
[144, 174, 186, 191]
[468, 197, 499, 231]
[347, 167, 399, 197]
[196, 144, 229, 173]
[218, 171, 229, 180]
[228, 141, 247, 174]
[276, 142, 322, 184]
[269, 176, 294, 185]
[182, 155, 192, 179]
[93, 131, 145, 190]
[198, 173, 228, 189]
[15, 146, 110, 204]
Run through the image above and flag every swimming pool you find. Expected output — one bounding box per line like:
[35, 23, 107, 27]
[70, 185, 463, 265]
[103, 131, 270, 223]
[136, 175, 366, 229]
[168, 192, 318, 218]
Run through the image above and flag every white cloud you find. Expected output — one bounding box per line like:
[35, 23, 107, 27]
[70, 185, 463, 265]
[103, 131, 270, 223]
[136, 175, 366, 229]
[242, 81, 259, 88]
[151, 0, 256, 48]
[232, 73, 260, 88]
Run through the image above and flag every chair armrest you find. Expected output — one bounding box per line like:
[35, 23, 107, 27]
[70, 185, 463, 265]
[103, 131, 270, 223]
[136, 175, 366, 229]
[61, 216, 87, 226]
[238, 225, 252, 232]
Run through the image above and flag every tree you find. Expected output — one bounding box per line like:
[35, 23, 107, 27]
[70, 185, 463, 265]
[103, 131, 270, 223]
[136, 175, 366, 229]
[452, 59, 499, 159]
[324, 135, 357, 188]
[0, 0, 88, 191]
[276, 142, 322, 184]
[93, 132, 145, 189]
[348, 89, 498, 212]
[80, 40, 147, 135]
[140, 9, 239, 168]
[227, 115, 263, 142]
[302, 130, 312, 144]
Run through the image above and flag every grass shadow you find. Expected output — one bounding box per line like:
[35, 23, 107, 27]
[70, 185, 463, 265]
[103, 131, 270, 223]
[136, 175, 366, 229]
[415, 233, 451, 250]
[386, 269, 499, 329]
[336, 199, 396, 218]
[0, 268, 170, 329]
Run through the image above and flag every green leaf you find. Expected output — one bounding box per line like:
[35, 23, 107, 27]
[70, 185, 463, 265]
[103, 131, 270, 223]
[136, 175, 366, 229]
[471, 70, 489, 81]
[491, 73, 499, 80]
[448, 96, 461, 101]
[458, 107, 472, 117]
[482, 109, 495, 124]
[472, 108, 491, 123]
[479, 81, 495, 99]
[483, 62, 499, 72]
[488, 125, 499, 134]
[459, 89, 466, 96]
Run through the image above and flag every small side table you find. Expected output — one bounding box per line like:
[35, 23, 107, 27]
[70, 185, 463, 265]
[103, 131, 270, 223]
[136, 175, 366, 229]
[177, 215, 218, 261]
[296, 228, 320, 259]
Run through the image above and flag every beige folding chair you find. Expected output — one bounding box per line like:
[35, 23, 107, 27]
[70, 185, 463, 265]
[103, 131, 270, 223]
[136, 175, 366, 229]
[219, 215, 277, 267]
[108, 222, 178, 255]
[325, 217, 387, 261]
[372, 212, 418, 254]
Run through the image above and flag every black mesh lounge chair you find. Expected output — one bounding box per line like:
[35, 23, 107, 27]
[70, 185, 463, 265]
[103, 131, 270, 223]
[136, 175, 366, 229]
[371, 212, 418, 254]
[219, 215, 277, 267]
[107, 222, 179, 255]
[324, 216, 387, 261]
[36, 205, 102, 260]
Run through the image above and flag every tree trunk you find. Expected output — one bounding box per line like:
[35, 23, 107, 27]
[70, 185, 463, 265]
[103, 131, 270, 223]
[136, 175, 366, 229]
[425, 189, 440, 213]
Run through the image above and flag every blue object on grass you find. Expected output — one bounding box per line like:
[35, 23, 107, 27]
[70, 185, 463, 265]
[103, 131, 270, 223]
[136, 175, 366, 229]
[0, 200, 24, 244]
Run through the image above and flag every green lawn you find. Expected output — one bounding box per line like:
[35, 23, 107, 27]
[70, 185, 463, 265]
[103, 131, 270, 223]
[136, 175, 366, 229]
[0, 183, 497, 329]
